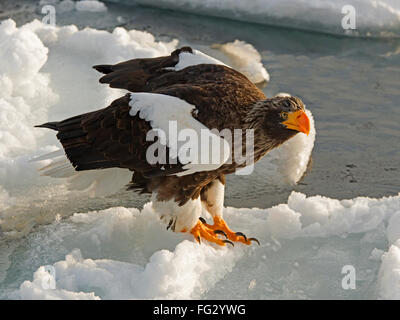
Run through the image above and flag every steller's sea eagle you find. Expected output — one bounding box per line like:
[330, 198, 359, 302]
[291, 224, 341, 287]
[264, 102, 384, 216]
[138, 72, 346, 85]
[36, 47, 310, 246]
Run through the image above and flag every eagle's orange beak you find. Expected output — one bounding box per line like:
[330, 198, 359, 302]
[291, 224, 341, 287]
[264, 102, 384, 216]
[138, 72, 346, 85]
[282, 110, 310, 135]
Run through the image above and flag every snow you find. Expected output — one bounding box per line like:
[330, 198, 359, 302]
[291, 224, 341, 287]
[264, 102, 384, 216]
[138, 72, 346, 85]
[387, 212, 400, 245]
[75, 0, 107, 12]
[378, 240, 400, 299]
[0, 20, 56, 159]
[20, 265, 100, 300]
[213, 40, 270, 83]
[9, 191, 400, 299]
[17, 204, 242, 299]
[126, 0, 400, 36]
[57, 0, 76, 13]
[40, 0, 108, 13]
[369, 248, 384, 261]
[378, 213, 400, 298]
[267, 192, 400, 238]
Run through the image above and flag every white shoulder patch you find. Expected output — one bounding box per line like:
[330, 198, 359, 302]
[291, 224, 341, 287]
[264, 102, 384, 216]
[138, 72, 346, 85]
[128, 92, 230, 176]
[168, 49, 227, 71]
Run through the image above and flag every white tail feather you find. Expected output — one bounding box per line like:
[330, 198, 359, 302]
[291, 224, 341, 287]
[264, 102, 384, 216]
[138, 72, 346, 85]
[29, 149, 64, 162]
[40, 159, 73, 174]
[36, 149, 132, 197]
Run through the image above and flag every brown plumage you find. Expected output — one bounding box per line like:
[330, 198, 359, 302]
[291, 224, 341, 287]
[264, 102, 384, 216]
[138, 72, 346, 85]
[36, 47, 310, 246]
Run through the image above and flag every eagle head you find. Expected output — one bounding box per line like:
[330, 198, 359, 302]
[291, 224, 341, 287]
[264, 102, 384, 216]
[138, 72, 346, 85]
[247, 95, 310, 150]
[265, 95, 309, 133]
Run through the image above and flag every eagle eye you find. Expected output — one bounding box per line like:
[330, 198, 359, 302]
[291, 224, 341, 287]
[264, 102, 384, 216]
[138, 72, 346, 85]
[280, 111, 288, 120]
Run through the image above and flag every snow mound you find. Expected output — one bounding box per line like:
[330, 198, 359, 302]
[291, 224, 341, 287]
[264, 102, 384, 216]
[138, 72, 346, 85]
[0, 19, 57, 160]
[213, 40, 270, 84]
[75, 0, 107, 12]
[266, 192, 400, 239]
[20, 244, 241, 300]
[378, 240, 400, 299]
[39, 0, 107, 13]
[13, 192, 400, 300]
[19, 204, 243, 299]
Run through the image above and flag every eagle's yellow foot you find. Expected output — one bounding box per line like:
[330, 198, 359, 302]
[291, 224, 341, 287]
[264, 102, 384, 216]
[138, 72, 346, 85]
[190, 221, 234, 246]
[199, 217, 260, 245]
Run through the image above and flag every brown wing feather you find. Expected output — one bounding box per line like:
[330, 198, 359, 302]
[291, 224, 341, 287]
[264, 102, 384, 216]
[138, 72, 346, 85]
[151, 64, 265, 130]
[49, 95, 184, 178]
[94, 51, 265, 131]
[52, 95, 153, 173]
[93, 47, 193, 92]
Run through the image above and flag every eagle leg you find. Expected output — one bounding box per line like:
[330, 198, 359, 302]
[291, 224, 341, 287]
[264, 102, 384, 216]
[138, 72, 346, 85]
[190, 221, 234, 247]
[200, 217, 260, 245]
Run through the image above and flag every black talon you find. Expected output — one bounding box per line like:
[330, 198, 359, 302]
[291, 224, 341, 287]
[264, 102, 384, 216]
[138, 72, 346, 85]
[197, 236, 201, 244]
[214, 230, 228, 239]
[171, 218, 177, 232]
[199, 217, 207, 224]
[235, 232, 247, 241]
[248, 237, 260, 245]
[223, 240, 234, 247]
[166, 218, 173, 230]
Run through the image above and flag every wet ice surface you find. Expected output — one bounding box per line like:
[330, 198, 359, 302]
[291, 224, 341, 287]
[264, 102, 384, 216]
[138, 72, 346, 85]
[3, 192, 400, 299]
[1, 1, 400, 299]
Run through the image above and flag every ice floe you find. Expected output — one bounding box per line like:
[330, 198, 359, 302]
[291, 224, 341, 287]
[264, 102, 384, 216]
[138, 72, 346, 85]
[126, 0, 400, 37]
[10, 191, 400, 299]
